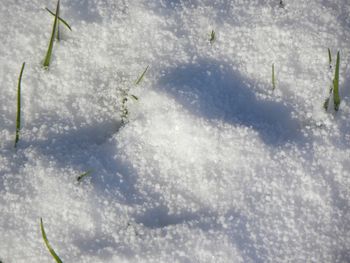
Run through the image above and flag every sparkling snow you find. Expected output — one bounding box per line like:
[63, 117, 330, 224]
[0, 0, 349, 262]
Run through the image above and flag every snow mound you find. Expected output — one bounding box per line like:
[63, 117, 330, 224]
[0, 0, 349, 262]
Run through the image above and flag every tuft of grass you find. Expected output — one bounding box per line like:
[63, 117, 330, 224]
[120, 93, 138, 124]
[209, 30, 215, 44]
[77, 169, 93, 182]
[14, 62, 25, 148]
[328, 48, 332, 69]
[45, 8, 72, 31]
[333, 51, 340, 111]
[120, 66, 149, 124]
[43, 0, 60, 68]
[40, 218, 63, 263]
[272, 63, 276, 90]
[135, 66, 149, 85]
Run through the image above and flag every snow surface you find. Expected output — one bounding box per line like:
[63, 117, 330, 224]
[1, 0, 350, 262]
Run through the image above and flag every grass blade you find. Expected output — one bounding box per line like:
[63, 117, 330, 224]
[43, 0, 60, 68]
[333, 51, 340, 111]
[14, 62, 25, 148]
[56, 4, 60, 40]
[130, 94, 138, 101]
[40, 218, 63, 263]
[209, 30, 215, 44]
[135, 66, 149, 85]
[272, 63, 276, 90]
[77, 169, 93, 182]
[328, 48, 332, 68]
[46, 8, 72, 31]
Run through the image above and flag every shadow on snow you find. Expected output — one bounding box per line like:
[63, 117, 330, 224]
[157, 58, 303, 146]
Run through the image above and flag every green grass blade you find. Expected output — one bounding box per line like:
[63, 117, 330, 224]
[272, 63, 276, 90]
[77, 169, 93, 182]
[56, 4, 60, 40]
[135, 66, 149, 85]
[46, 8, 72, 31]
[130, 94, 138, 101]
[43, 0, 60, 68]
[210, 30, 215, 44]
[14, 62, 25, 148]
[333, 51, 340, 111]
[328, 48, 332, 68]
[40, 218, 63, 263]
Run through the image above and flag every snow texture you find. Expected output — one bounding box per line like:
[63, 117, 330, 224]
[0, 0, 350, 262]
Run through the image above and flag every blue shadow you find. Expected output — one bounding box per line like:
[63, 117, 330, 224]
[157, 59, 303, 145]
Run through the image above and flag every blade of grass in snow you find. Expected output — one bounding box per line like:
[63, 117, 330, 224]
[43, 0, 60, 68]
[272, 63, 276, 90]
[333, 51, 340, 111]
[56, 4, 60, 40]
[130, 94, 138, 100]
[77, 169, 93, 182]
[120, 66, 149, 124]
[328, 48, 332, 69]
[40, 218, 63, 263]
[14, 62, 25, 148]
[46, 8, 72, 31]
[324, 49, 335, 111]
[135, 66, 149, 85]
[209, 30, 215, 44]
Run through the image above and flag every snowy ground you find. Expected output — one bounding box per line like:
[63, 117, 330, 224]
[1, 0, 350, 262]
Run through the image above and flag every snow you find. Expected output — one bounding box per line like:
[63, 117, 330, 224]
[1, 0, 350, 262]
